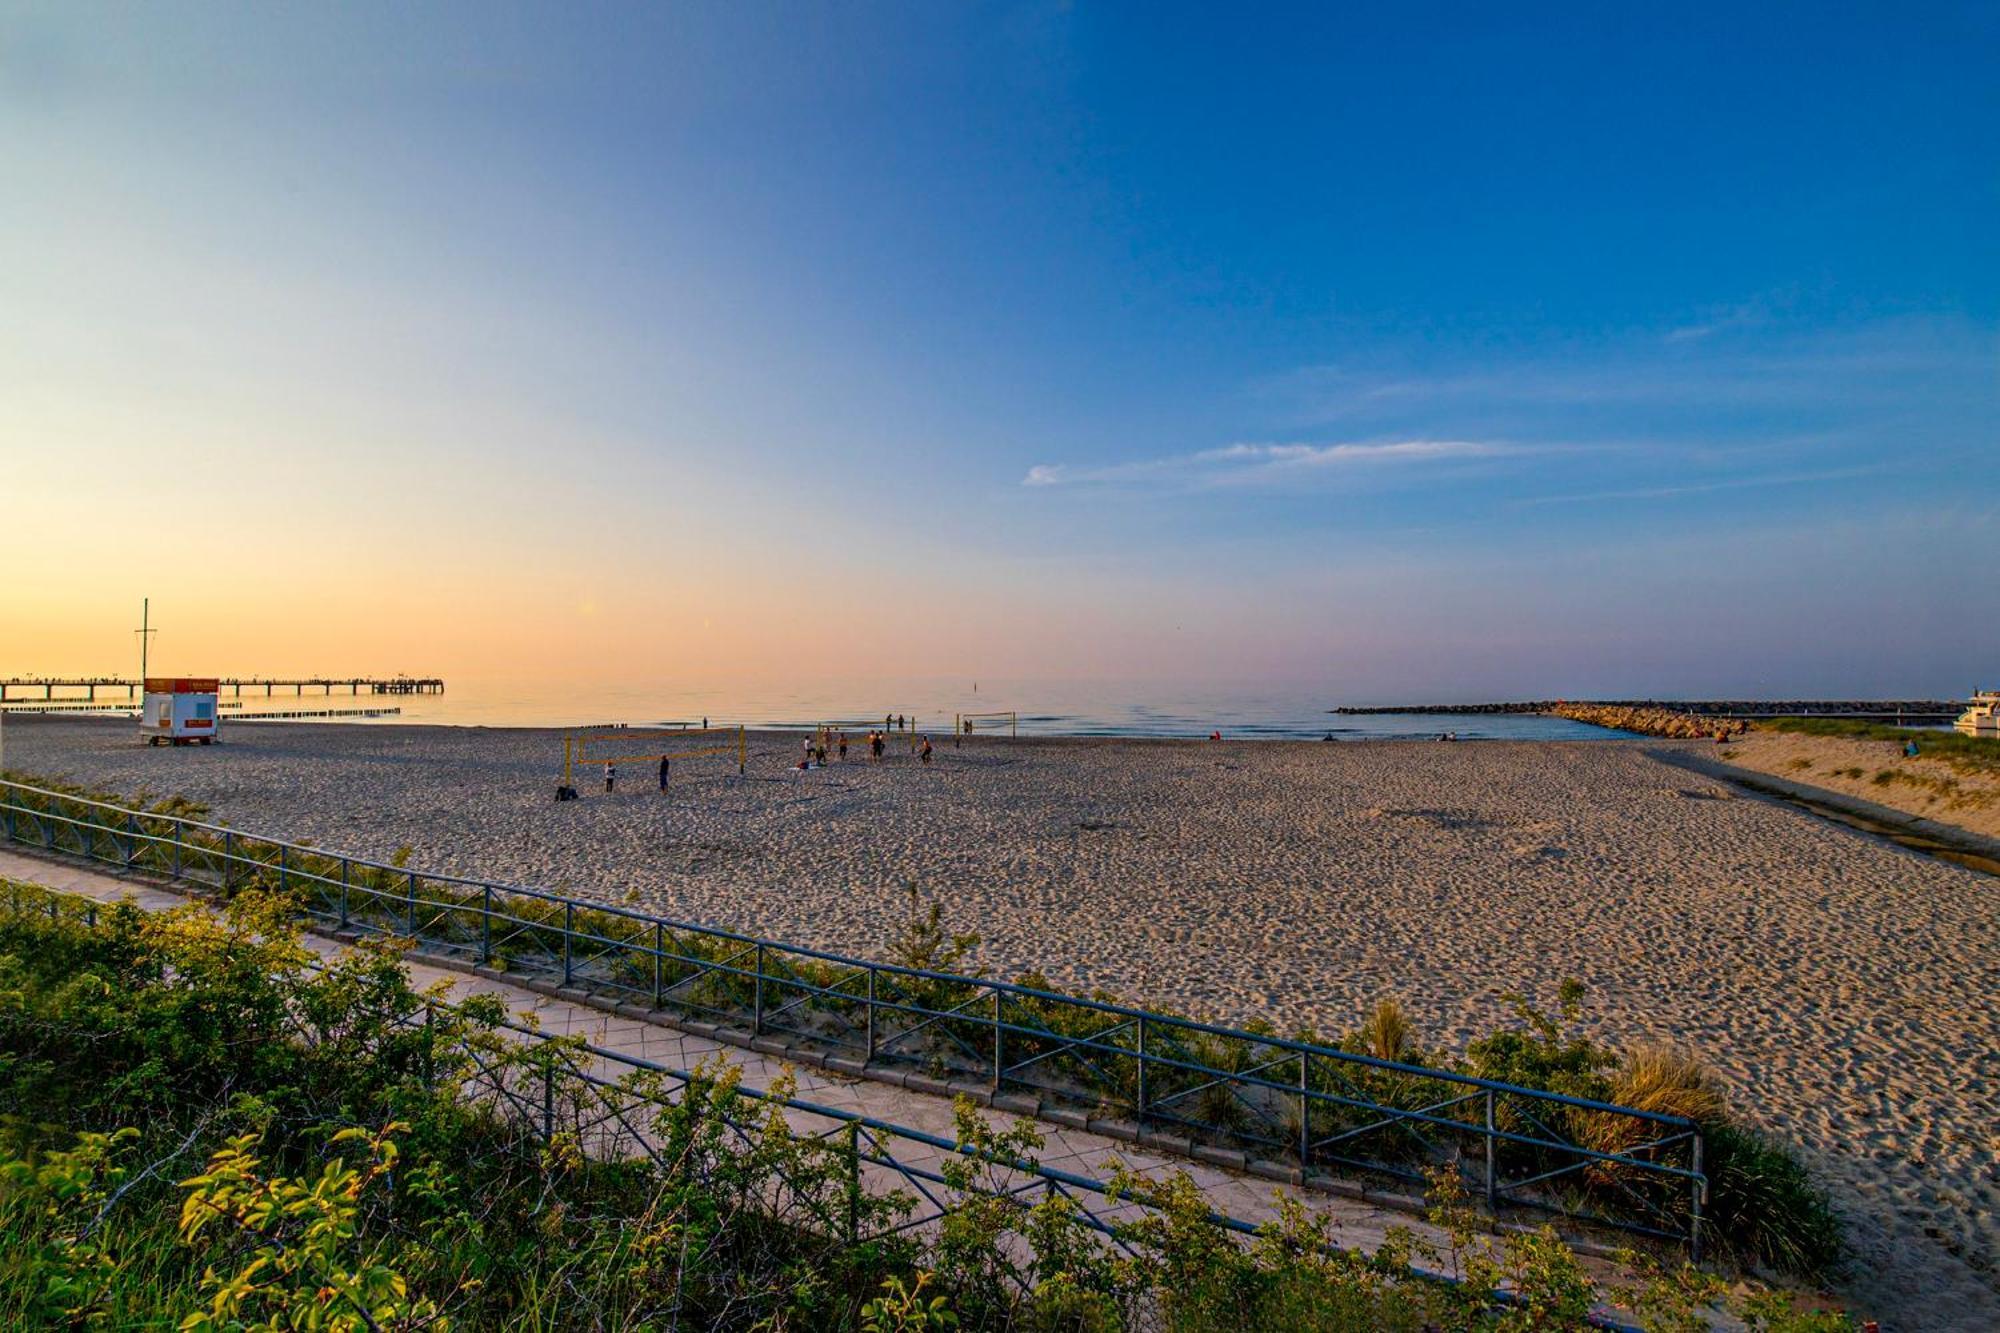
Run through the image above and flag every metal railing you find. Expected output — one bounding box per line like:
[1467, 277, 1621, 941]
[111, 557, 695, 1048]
[0, 879, 1645, 1331]
[0, 777, 1705, 1254]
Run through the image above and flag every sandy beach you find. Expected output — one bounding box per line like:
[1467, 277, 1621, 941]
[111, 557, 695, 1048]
[4, 715, 1995, 1327]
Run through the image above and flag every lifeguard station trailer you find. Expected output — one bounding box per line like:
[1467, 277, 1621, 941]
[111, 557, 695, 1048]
[141, 678, 220, 746]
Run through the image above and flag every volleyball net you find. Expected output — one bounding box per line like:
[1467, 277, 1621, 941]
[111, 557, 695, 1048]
[561, 726, 746, 787]
[954, 711, 1018, 737]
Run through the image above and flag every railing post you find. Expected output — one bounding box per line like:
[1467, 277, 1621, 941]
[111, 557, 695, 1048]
[278, 843, 287, 893]
[171, 819, 183, 881]
[423, 1001, 436, 1087]
[864, 967, 876, 1062]
[563, 900, 574, 985]
[753, 943, 765, 1034]
[408, 870, 419, 938]
[482, 885, 494, 966]
[1690, 1131, 1705, 1263]
[1484, 1089, 1497, 1208]
[339, 859, 351, 929]
[1298, 1052, 1312, 1170]
[222, 830, 233, 892]
[845, 1120, 862, 1241]
[1135, 1014, 1148, 1129]
[124, 812, 138, 869]
[651, 920, 663, 1009]
[992, 988, 1004, 1092]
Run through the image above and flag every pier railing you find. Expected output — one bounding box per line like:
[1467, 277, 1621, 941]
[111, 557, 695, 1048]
[0, 777, 1706, 1254]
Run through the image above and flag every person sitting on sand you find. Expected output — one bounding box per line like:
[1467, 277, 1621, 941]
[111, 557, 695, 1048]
[604, 761, 616, 794]
[1905, 738, 1920, 758]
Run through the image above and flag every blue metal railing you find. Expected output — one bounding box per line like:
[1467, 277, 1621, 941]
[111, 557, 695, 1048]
[0, 878, 1646, 1330]
[0, 776, 1705, 1254]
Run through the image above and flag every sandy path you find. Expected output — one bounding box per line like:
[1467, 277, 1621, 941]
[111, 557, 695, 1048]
[5, 716, 1995, 1328]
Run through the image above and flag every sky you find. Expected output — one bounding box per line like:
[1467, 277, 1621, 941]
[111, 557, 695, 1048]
[1, 2, 1995, 701]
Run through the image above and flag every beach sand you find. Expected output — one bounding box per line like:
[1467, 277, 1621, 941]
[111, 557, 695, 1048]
[5, 715, 1995, 1327]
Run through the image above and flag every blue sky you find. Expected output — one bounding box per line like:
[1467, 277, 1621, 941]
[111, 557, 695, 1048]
[2, 3, 1995, 697]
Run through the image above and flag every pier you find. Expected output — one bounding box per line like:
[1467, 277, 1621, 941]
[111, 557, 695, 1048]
[0, 676, 443, 703]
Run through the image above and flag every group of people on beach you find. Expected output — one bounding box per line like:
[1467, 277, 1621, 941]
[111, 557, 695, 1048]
[797, 725, 933, 773]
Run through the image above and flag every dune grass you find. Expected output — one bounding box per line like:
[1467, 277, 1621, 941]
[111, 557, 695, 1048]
[1753, 718, 2000, 774]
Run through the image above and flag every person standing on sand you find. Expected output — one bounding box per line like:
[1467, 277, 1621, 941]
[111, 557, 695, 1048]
[604, 762, 616, 794]
[920, 736, 933, 764]
[871, 731, 885, 761]
[838, 731, 849, 761]
[659, 755, 670, 792]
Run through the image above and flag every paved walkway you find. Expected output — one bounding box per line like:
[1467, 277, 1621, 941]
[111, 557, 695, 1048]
[1, 845, 1659, 1326]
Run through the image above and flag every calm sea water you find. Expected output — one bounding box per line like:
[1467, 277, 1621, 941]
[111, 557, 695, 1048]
[260, 677, 1638, 742]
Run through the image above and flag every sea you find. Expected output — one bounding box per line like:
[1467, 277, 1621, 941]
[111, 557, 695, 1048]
[210, 676, 1639, 742]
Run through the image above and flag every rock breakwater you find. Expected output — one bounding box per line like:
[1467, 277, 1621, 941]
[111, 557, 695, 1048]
[1545, 703, 1748, 738]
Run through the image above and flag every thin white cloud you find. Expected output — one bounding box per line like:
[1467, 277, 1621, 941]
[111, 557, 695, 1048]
[1519, 465, 1884, 506]
[1022, 439, 1518, 489]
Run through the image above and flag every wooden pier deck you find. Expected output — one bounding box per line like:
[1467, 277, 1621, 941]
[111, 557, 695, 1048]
[0, 676, 443, 702]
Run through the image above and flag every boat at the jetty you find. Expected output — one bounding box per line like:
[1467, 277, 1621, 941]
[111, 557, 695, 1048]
[1955, 690, 2000, 738]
